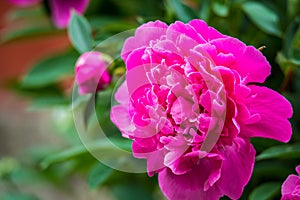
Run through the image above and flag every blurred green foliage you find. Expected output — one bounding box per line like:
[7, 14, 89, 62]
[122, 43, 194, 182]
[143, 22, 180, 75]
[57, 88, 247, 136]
[2, 0, 300, 199]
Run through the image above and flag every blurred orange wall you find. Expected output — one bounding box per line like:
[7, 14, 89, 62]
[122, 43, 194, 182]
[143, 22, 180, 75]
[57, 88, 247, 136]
[0, 0, 70, 90]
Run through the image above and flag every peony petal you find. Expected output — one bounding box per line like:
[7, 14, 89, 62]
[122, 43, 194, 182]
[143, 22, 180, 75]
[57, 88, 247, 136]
[121, 20, 168, 61]
[110, 105, 135, 137]
[146, 148, 166, 176]
[158, 158, 223, 200]
[188, 19, 227, 42]
[125, 48, 146, 71]
[125, 63, 150, 97]
[296, 165, 300, 175]
[170, 96, 193, 124]
[167, 21, 206, 44]
[217, 137, 256, 199]
[281, 175, 300, 195]
[50, 0, 89, 28]
[210, 38, 271, 83]
[242, 85, 293, 142]
[114, 82, 129, 105]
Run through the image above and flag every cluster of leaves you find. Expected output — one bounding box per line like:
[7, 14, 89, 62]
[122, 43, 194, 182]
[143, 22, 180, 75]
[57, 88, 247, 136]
[2, 0, 300, 199]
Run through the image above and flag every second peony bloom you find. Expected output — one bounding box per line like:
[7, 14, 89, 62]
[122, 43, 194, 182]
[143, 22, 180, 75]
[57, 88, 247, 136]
[281, 165, 300, 200]
[111, 19, 293, 200]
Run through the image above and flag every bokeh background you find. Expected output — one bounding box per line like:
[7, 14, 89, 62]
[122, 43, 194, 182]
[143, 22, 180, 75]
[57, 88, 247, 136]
[0, 0, 299, 199]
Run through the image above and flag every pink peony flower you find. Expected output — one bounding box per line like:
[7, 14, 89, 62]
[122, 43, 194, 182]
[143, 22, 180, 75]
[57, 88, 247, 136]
[8, 0, 89, 28]
[75, 51, 111, 95]
[111, 20, 293, 200]
[281, 165, 300, 200]
[49, 0, 89, 28]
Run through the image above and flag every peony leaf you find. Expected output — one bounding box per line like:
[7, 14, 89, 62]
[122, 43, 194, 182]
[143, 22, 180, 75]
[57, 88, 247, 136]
[29, 95, 69, 109]
[252, 161, 293, 180]
[1, 25, 55, 43]
[167, 0, 197, 23]
[21, 52, 77, 88]
[249, 182, 281, 200]
[1, 193, 38, 200]
[198, 0, 211, 21]
[68, 11, 93, 53]
[83, 93, 96, 129]
[283, 16, 300, 57]
[242, 1, 282, 37]
[88, 162, 114, 188]
[256, 143, 300, 161]
[111, 184, 155, 200]
[8, 6, 45, 21]
[212, 0, 229, 17]
[287, 0, 300, 19]
[41, 139, 132, 169]
[0, 157, 18, 178]
[95, 89, 121, 136]
[1, 6, 55, 43]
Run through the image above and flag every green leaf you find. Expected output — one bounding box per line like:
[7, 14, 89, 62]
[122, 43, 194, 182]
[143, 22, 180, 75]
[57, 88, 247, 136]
[41, 138, 132, 169]
[1, 24, 56, 43]
[95, 89, 120, 136]
[68, 11, 93, 53]
[111, 183, 155, 200]
[167, 0, 197, 23]
[283, 16, 300, 58]
[89, 16, 135, 33]
[10, 167, 42, 184]
[212, 0, 229, 17]
[1, 193, 38, 200]
[21, 52, 77, 88]
[198, 0, 211, 22]
[249, 182, 281, 200]
[84, 93, 96, 129]
[88, 162, 114, 188]
[256, 143, 300, 161]
[0, 158, 18, 178]
[242, 1, 282, 37]
[287, 0, 300, 19]
[1, 6, 55, 43]
[8, 6, 45, 21]
[253, 161, 293, 180]
[29, 95, 70, 109]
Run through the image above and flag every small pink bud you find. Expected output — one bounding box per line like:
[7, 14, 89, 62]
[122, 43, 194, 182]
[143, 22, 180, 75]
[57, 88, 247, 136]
[75, 51, 111, 95]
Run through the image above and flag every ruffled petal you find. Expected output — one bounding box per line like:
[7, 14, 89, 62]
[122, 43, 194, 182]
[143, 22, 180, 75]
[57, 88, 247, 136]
[218, 137, 256, 199]
[158, 157, 223, 200]
[110, 105, 135, 137]
[121, 20, 168, 61]
[242, 85, 293, 142]
[188, 19, 226, 42]
[296, 165, 300, 175]
[114, 82, 129, 105]
[134, 146, 166, 176]
[167, 21, 206, 44]
[281, 175, 300, 195]
[209, 38, 271, 83]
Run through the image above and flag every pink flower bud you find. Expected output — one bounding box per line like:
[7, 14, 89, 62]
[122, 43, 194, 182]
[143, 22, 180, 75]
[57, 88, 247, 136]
[75, 51, 111, 95]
